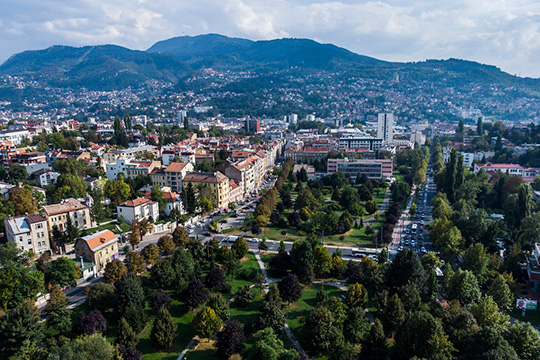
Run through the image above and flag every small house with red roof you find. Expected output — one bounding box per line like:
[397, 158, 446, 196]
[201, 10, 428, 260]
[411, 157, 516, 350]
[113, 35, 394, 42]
[117, 197, 159, 224]
[74, 230, 119, 272]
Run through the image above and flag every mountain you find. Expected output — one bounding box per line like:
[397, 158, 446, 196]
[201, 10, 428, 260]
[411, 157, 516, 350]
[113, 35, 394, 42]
[0, 33, 538, 92]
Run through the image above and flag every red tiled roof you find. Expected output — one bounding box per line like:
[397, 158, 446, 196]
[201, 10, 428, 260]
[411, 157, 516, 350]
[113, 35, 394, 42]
[119, 197, 153, 207]
[165, 162, 188, 172]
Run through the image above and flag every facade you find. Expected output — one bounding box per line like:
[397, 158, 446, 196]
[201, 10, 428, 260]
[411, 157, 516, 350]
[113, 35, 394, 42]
[229, 179, 243, 203]
[102, 145, 159, 163]
[164, 162, 194, 192]
[5, 213, 49, 254]
[245, 119, 261, 132]
[0, 129, 31, 146]
[377, 113, 394, 144]
[338, 137, 383, 151]
[12, 152, 46, 166]
[32, 169, 60, 187]
[473, 163, 540, 178]
[221, 159, 256, 196]
[327, 158, 393, 180]
[117, 197, 159, 224]
[43, 198, 92, 232]
[74, 230, 119, 272]
[183, 171, 230, 209]
[284, 147, 331, 162]
[124, 160, 160, 179]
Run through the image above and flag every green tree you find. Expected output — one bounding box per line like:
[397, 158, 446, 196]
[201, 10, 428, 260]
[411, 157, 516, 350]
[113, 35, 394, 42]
[85, 283, 115, 312]
[158, 235, 175, 256]
[387, 247, 425, 288]
[488, 275, 513, 311]
[505, 321, 540, 360]
[346, 282, 368, 309]
[314, 245, 332, 277]
[290, 240, 315, 284]
[112, 115, 129, 147]
[49, 333, 115, 360]
[302, 306, 342, 354]
[116, 317, 138, 348]
[104, 177, 131, 206]
[65, 216, 79, 243]
[447, 269, 481, 306]
[9, 187, 38, 216]
[45, 284, 72, 334]
[0, 299, 43, 358]
[437, 226, 463, 258]
[47, 256, 81, 287]
[461, 243, 489, 280]
[343, 306, 370, 344]
[361, 319, 388, 360]
[151, 307, 178, 349]
[103, 258, 127, 284]
[124, 251, 146, 274]
[8, 163, 28, 182]
[470, 295, 509, 332]
[192, 306, 222, 339]
[171, 226, 189, 247]
[257, 294, 286, 333]
[246, 327, 298, 360]
[115, 272, 145, 315]
[141, 243, 160, 265]
[207, 292, 231, 322]
[383, 293, 405, 335]
[231, 236, 249, 259]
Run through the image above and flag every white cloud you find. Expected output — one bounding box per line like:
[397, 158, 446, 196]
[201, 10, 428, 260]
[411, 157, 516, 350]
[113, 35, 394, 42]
[1, 0, 540, 76]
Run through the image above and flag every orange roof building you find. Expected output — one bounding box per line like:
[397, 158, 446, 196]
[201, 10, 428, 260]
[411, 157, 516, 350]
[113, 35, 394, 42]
[74, 230, 119, 272]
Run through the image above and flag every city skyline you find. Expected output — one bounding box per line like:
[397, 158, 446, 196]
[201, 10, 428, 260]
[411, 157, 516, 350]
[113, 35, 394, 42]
[1, 0, 540, 77]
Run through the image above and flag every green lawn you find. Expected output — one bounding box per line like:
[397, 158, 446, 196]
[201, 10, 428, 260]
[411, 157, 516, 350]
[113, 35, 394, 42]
[80, 221, 125, 236]
[228, 252, 260, 294]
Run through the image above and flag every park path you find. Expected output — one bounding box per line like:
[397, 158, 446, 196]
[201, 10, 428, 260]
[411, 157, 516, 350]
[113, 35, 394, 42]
[254, 252, 304, 354]
[363, 187, 390, 227]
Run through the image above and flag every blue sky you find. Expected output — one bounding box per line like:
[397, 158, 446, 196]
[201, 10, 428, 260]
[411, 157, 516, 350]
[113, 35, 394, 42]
[2, 0, 540, 77]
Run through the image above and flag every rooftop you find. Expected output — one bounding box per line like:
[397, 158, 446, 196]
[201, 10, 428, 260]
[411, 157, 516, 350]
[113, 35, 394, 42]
[79, 230, 117, 252]
[165, 162, 189, 172]
[43, 198, 87, 215]
[119, 197, 155, 207]
[183, 171, 228, 183]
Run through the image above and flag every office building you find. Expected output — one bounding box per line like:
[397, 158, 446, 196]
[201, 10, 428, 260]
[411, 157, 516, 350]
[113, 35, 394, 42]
[377, 113, 394, 144]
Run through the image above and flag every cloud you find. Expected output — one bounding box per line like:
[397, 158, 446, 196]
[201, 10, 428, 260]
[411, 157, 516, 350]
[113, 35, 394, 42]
[0, 0, 540, 77]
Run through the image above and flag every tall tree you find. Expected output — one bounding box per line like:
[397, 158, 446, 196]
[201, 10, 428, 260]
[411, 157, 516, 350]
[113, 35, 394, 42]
[192, 306, 222, 339]
[302, 306, 342, 354]
[116, 317, 138, 349]
[45, 284, 72, 334]
[215, 320, 246, 359]
[103, 258, 127, 284]
[49, 333, 115, 360]
[113, 115, 129, 147]
[362, 319, 388, 360]
[343, 306, 370, 344]
[346, 282, 368, 309]
[47, 256, 81, 287]
[151, 307, 177, 349]
[386, 247, 425, 288]
[278, 273, 302, 304]
[382, 293, 405, 335]
[0, 299, 44, 358]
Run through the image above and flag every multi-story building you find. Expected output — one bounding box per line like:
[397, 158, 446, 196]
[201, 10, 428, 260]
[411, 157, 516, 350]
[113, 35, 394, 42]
[117, 197, 159, 224]
[162, 150, 195, 165]
[229, 179, 243, 203]
[327, 158, 393, 180]
[284, 147, 330, 163]
[0, 129, 31, 146]
[245, 119, 261, 133]
[32, 169, 60, 187]
[183, 171, 230, 209]
[43, 198, 92, 232]
[377, 113, 394, 145]
[124, 160, 160, 179]
[221, 158, 256, 196]
[338, 137, 383, 151]
[164, 162, 194, 192]
[74, 230, 119, 272]
[5, 213, 50, 254]
[150, 167, 167, 188]
[12, 152, 46, 166]
[473, 163, 540, 179]
[102, 145, 159, 163]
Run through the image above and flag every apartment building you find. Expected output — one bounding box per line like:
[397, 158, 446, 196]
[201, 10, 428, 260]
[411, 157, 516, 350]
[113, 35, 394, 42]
[74, 230, 119, 272]
[183, 171, 230, 209]
[43, 198, 92, 232]
[327, 158, 393, 180]
[124, 160, 160, 179]
[221, 158, 256, 196]
[164, 162, 194, 192]
[102, 145, 159, 163]
[117, 197, 159, 224]
[5, 213, 50, 254]
[338, 137, 383, 151]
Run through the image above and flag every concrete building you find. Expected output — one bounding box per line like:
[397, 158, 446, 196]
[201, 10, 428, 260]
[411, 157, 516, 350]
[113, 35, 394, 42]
[245, 119, 261, 133]
[338, 137, 383, 151]
[124, 160, 160, 179]
[177, 110, 188, 126]
[377, 113, 394, 144]
[183, 171, 230, 209]
[32, 169, 60, 187]
[5, 213, 50, 254]
[0, 129, 31, 146]
[43, 198, 92, 232]
[288, 114, 298, 125]
[117, 197, 159, 224]
[74, 230, 119, 272]
[327, 158, 393, 180]
[164, 162, 194, 192]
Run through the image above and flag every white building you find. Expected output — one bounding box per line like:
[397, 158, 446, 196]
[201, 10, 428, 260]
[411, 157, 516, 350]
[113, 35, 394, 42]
[5, 213, 50, 254]
[377, 113, 394, 145]
[117, 197, 159, 224]
[288, 114, 298, 125]
[177, 110, 188, 126]
[32, 169, 60, 187]
[0, 129, 31, 145]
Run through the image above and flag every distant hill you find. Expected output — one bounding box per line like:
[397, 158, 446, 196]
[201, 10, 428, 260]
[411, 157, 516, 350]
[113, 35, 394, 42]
[0, 33, 538, 90]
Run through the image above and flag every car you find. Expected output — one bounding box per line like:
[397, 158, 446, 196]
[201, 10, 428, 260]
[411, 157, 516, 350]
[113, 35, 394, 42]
[231, 214, 239, 218]
[187, 228, 194, 234]
[421, 247, 427, 253]
[203, 231, 213, 236]
[368, 254, 378, 262]
[420, 226, 424, 231]
[397, 246, 404, 251]
[405, 240, 410, 245]
[246, 237, 260, 243]
[219, 219, 228, 224]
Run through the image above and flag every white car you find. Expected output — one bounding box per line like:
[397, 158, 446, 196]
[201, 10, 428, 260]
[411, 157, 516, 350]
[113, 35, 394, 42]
[246, 237, 260, 243]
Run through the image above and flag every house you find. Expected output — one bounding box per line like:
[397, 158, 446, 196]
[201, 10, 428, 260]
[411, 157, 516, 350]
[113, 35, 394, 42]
[5, 213, 50, 254]
[164, 162, 194, 192]
[43, 198, 92, 232]
[32, 169, 60, 187]
[74, 230, 119, 272]
[162, 192, 183, 216]
[182, 171, 230, 209]
[73, 257, 97, 280]
[229, 179, 243, 203]
[117, 197, 159, 224]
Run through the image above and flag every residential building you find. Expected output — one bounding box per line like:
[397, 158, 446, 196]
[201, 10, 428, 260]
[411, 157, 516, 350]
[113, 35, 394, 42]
[284, 147, 331, 162]
[338, 137, 383, 151]
[164, 162, 194, 192]
[150, 167, 167, 188]
[74, 230, 119, 272]
[0, 129, 31, 146]
[12, 152, 46, 166]
[229, 179, 243, 203]
[102, 145, 159, 163]
[183, 171, 230, 209]
[473, 163, 540, 179]
[327, 158, 393, 180]
[32, 169, 60, 187]
[221, 158, 256, 196]
[377, 113, 394, 144]
[245, 119, 261, 132]
[43, 198, 92, 232]
[117, 197, 159, 224]
[5, 213, 49, 254]
[124, 160, 160, 179]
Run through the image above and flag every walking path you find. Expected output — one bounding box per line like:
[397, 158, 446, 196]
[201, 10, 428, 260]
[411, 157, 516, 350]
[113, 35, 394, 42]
[363, 187, 390, 227]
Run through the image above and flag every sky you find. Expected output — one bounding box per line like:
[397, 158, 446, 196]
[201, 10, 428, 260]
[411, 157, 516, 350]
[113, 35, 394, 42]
[2, 0, 540, 77]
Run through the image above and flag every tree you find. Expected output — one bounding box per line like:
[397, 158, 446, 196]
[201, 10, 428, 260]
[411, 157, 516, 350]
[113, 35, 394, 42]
[346, 282, 368, 309]
[150, 289, 172, 311]
[192, 306, 222, 338]
[90, 188, 106, 225]
[421, 252, 441, 271]
[49, 333, 115, 360]
[246, 327, 298, 360]
[461, 243, 489, 280]
[150, 259, 175, 289]
[119, 346, 143, 360]
[129, 221, 141, 250]
[331, 251, 345, 277]
[124, 304, 147, 334]
[437, 226, 463, 257]
[183, 278, 208, 308]
[278, 274, 302, 304]
[115, 273, 145, 314]
[361, 319, 388, 360]
[171, 226, 189, 247]
[477, 117, 484, 135]
[205, 267, 228, 292]
[104, 177, 131, 206]
[45, 284, 72, 334]
[0, 243, 45, 310]
[112, 115, 129, 147]
[447, 269, 481, 306]
[365, 200, 378, 215]
[290, 240, 315, 284]
[313, 245, 332, 277]
[278, 240, 287, 254]
[124, 251, 146, 274]
[47, 256, 81, 287]
[171, 248, 196, 290]
[386, 247, 425, 288]
[0, 299, 43, 358]
[257, 296, 286, 333]
[488, 275, 513, 311]
[141, 243, 160, 265]
[207, 292, 230, 322]
[505, 321, 540, 360]
[9, 187, 38, 216]
[182, 182, 197, 215]
[103, 259, 127, 284]
[232, 236, 249, 259]
[302, 306, 342, 354]
[116, 317, 138, 348]
[75, 310, 108, 335]
[235, 285, 255, 307]
[158, 235, 175, 256]
[215, 320, 246, 359]
[85, 283, 115, 312]
[343, 306, 370, 344]
[151, 307, 178, 349]
[470, 295, 509, 332]
[382, 293, 405, 335]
